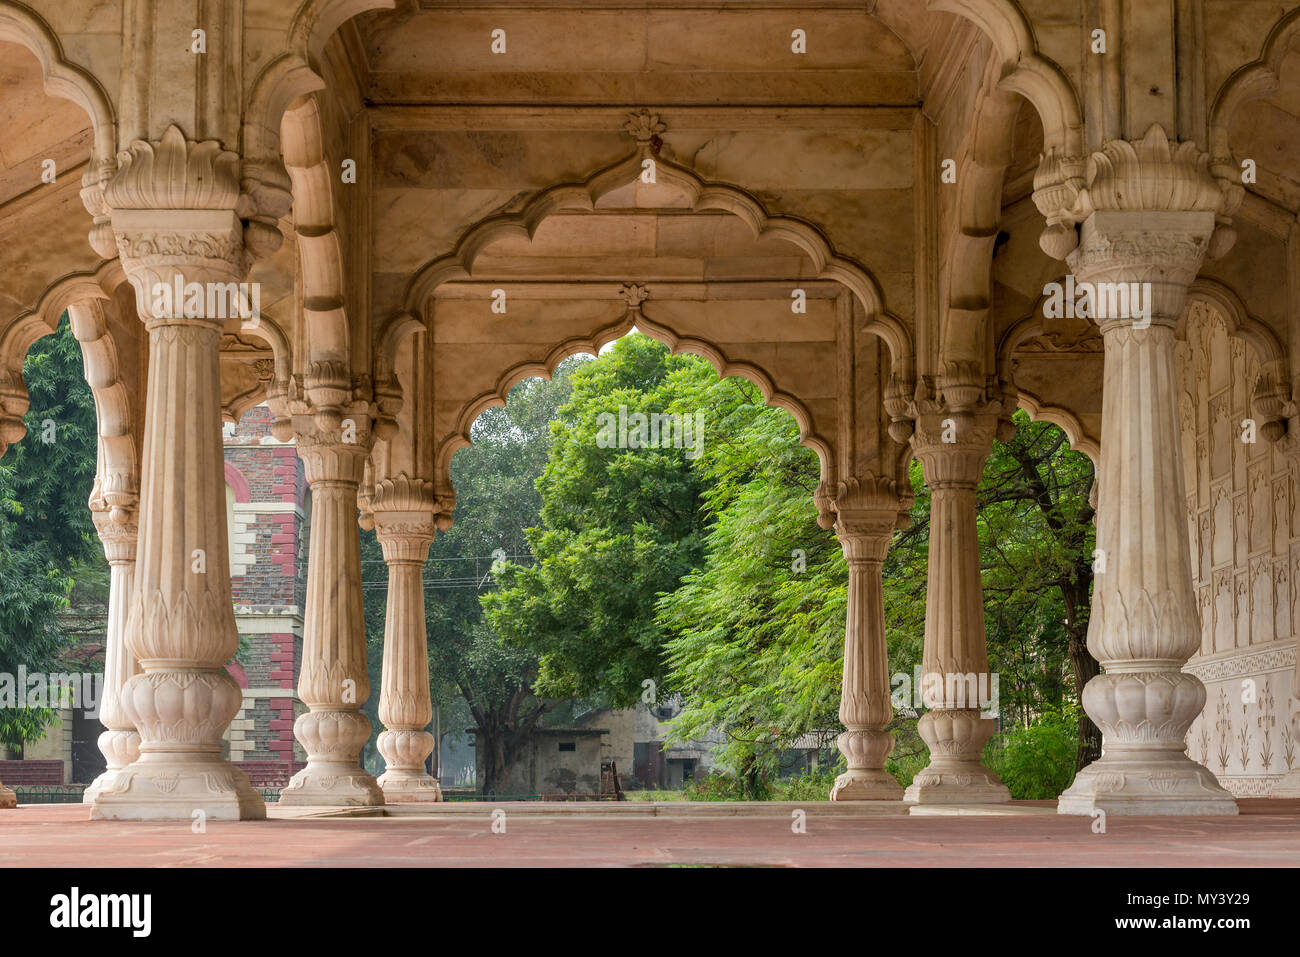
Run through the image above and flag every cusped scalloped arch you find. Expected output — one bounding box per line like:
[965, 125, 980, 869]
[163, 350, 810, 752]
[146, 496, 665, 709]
[280, 94, 350, 367]
[942, 57, 1032, 368]
[434, 305, 832, 512]
[1015, 390, 1100, 467]
[0, 1, 115, 175]
[0, 263, 141, 514]
[1185, 278, 1287, 369]
[400, 150, 912, 366]
[244, 0, 395, 182]
[1208, 6, 1300, 160]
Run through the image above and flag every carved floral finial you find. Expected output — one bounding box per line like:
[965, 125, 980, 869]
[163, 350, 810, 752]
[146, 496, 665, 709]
[625, 111, 665, 152]
[619, 283, 649, 307]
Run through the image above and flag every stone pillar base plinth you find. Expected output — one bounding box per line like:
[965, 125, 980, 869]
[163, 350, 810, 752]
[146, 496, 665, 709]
[904, 767, 1011, 804]
[904, 708, 1010, 804]
[378, 770, 444, 802]
[830, 769, 902, 801]
[89, 755, 266, 821]
[84, 769, 132, 805]
[279, 761, 384, 806]
[1058, 750, 1238, 816]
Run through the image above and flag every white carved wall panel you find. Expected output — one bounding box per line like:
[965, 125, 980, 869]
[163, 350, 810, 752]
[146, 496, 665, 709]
[1179, 302, 1298, 796]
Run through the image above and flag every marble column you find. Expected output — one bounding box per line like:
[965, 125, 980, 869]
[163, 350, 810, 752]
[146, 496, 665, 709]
[279, 420, 384, 806]
[1058, 209, 1237, 815]
[905, 408, 1011, 804]
[830, 476, 904, 801]
[91, 127, 264, 820]
[83, 499, 141, 804]
[373, 478, 442, 800]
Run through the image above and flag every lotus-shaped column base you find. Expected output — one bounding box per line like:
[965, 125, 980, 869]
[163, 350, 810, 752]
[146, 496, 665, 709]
[904, 709, 1010, 804]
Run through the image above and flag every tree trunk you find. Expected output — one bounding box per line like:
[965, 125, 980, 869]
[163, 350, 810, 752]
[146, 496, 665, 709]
[1066, 629, 1102, 770]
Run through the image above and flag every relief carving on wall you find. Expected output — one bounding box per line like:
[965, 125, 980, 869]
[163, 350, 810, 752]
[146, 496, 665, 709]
[1178, 303, 1297, 791]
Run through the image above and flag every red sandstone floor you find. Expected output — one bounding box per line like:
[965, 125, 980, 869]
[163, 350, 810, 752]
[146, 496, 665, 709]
[2, 799, 1297, 867]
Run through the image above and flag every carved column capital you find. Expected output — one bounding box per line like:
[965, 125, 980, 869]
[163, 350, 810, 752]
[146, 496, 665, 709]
[372, 474, 437, 561]
[909, 406, 1003, 490]
[90, 500, 139, 564]
[830, 474, 907, 563]
[1034, 125, 1241, 263]
[293, 415, 374, 486]
[104, 126, 250, 325]
[1066, 210, 1216, 329]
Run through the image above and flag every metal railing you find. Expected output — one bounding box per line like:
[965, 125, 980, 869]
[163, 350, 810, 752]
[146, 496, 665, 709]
[12, 785, 86, 804]
[12, 785, 619, 805]
[442, 791, 619, 802]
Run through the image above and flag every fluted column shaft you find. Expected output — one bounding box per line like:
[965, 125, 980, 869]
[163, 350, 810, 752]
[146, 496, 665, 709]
[83, 508, 141, 803]
[905, 413, 1010, 804]
[831, 488, 903, 801]
[94, 310, 264, 819]
[375, 522, 442, 800]
[1058, 209, 1237, 815]
[279, 425, 383, 806]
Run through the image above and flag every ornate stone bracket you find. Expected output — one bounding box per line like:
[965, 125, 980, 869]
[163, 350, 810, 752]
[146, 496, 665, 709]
[1251, 358, 1295, 444]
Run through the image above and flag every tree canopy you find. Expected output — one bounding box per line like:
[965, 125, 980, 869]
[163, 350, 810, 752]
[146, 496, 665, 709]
[483, 333, 709, 706]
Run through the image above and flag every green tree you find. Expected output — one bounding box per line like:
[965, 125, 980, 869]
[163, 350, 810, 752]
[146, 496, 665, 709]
[478, 331, 1098, 799]
[657, 374, 844, 797]
[484, 333, 709, 706]
[0, 316, 101, 749]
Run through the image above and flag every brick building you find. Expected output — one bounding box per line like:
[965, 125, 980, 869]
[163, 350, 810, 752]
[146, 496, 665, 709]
[220, 404, 310, 788]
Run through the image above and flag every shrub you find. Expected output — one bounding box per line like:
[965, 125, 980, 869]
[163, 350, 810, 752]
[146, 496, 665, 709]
[772, 768, 838, 801]
[984, 708, 1079, 799]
